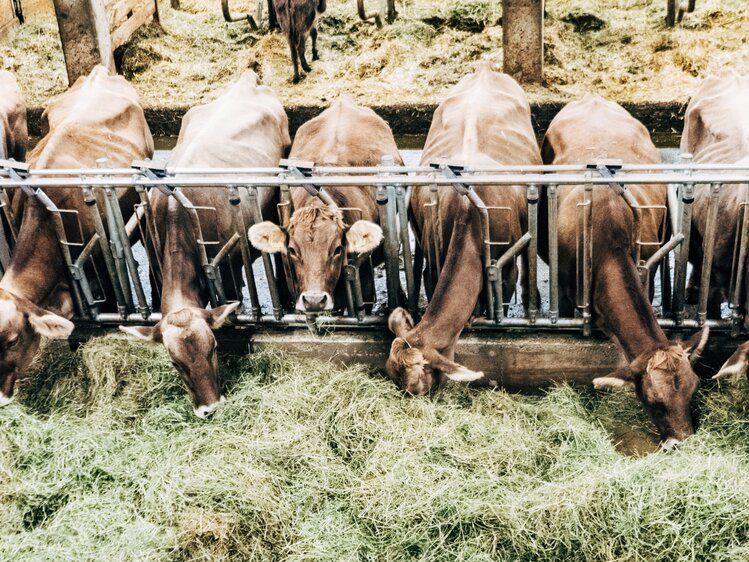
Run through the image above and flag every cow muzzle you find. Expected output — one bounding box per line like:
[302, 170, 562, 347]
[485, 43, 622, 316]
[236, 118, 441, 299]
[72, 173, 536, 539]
[193, 395, 225, 419]
[298, 291, 333, 313]
[0, 390, 13, 407]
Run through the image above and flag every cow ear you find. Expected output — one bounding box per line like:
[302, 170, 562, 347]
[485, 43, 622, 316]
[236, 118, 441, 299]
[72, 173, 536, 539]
[206, 302, 241, 329]
[248, 222, 287, 254]
[713, 341, 749, 380]
[119, 325, 160, 342]
[388, 307, 414, 337]
[422, 348, 484, 383]
[680, 326, 710, 366]
[592, 365, 637, 393]
[346, 220, 383, 254]
[27, 310, 74, 339]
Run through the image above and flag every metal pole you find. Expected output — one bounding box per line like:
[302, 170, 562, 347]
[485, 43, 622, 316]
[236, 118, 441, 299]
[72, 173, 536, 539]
[495, 233, 532, 322]
[227, 185, 262, 320]
[547, 184, 559, 324]
[396, 184, 416, 313]
[103, 189, 134, 312]
[581, 182, 593, 336]
[697, 183, 721, 325]
[526, 184, 539, 323]
[377, 155, 401, 310]
[729, 191, 749, 336]
[247, 185, 283, 320]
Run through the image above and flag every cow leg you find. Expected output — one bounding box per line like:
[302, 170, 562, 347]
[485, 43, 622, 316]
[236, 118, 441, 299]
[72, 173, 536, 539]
[686, 227, 703, 305]
[289, 39, 301, 83]
[298, 37, 311, 73]
[311, 27, 319, 60]
[267, 0, 279, 30]
[501, 260, 517, 316]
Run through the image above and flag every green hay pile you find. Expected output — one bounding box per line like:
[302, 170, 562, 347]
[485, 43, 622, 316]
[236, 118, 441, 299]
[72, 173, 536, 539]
[3, 336, 749, 560]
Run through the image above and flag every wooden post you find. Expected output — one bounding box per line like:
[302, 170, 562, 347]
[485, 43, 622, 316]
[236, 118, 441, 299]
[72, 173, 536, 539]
[53, 0, 115, 85]
[502, 0, 543, 84]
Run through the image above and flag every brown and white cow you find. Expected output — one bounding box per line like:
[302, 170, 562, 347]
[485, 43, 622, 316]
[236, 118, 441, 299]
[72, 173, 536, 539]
[385, 65, 542, 395]
[0, 70, 27, 162]
[541, 93, 708, 448]
[0, 66, 153, 407]
[683, 73, 749, 380]
[249, 95, 401, 314]
[120, 71, 291, 417]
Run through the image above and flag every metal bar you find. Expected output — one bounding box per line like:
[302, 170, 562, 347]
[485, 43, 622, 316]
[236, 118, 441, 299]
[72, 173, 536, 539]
[729, 192, 749, 336]
[221, 0, 259, 28]
[396, 184, 415, 313]
[32, 188, 87, 318]
[103, 180, 150, 318]
[376, 156, 401, 310]
[247, 185, 283, 320]
[640, 233, 684, 293]
[357, 0, 383, 27]
[547, 184, 559, 324]
[495, 232, 532, 322]
[81, 185, 128, 316]
[227, 185, 262, 320]
[697, 183, 721, 325]
[526, 184, 539, 323]
[581, 182, 593, 336]
[12, 162, 749, 178]
[8, 172, 749, 190]
[672, 180, 694, 324]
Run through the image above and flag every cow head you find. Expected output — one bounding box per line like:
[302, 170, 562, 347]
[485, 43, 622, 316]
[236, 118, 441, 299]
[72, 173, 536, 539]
[249, 206, 382, 313]
[0, 288, 74, 406]
[593, 327, 709, 449]
[385, 307, 483, 395]
[119, 302, 239, 417]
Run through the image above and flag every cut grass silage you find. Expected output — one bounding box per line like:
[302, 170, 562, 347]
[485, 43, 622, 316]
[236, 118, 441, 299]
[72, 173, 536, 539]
[3, 337, 749, 560]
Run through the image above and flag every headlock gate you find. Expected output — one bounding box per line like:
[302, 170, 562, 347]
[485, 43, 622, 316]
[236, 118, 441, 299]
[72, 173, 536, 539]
[1, 156, 749, 339]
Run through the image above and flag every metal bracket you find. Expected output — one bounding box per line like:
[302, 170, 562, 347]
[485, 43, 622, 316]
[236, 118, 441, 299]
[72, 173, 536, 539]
[280, 159, 339, 208]
[133, 160, 173, 196]
[0, 159, 33, 196]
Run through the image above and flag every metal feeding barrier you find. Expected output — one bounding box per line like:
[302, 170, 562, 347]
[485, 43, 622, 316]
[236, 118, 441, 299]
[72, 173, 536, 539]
[1, 156, 749, 337]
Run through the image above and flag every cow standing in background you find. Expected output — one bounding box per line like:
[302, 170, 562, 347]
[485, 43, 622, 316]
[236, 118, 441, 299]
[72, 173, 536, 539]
[120, 71, 291, 417]
[0, 70, 27, 162]
[541, 94, 708, 448]
[0, 66, 153, 407]
[249, 95, 400, 314]
[273, 0, 325, 83]
[386, 65, 542, 395]
[683, 73, 749, 380]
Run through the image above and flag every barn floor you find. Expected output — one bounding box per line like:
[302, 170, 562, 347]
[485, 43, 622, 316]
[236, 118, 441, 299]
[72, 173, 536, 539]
[2, 337, 749, 561]
[1, 0, 748, 110]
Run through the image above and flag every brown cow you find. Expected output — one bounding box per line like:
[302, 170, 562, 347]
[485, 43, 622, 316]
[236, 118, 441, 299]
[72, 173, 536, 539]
[683, 73, 749, 379]
[273, 0, 325, 83]
[249, 95, 400, 313]
[541, 93, 708, 448]
[386, 65, 542, 395]
[120, 71, 291, 417]
[0, 70, 27, 162]
[0, 66, 153, 408]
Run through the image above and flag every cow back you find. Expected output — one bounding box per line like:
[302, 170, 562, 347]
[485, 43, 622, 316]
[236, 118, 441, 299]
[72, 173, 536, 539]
[289, 96, 402, 223]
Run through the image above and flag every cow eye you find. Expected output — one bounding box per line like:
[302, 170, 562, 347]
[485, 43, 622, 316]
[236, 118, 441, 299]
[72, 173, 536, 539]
[7, 336, 19, 348]
[332, 245, 342, 257]
[288, 246, 298, 259]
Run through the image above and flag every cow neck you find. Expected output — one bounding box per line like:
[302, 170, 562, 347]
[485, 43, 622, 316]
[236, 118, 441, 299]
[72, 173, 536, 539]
[593, 249, 669, 360]
[412, 202, 483, 352]
[0, 195, 65, 304]
[160, 203, 203, 314]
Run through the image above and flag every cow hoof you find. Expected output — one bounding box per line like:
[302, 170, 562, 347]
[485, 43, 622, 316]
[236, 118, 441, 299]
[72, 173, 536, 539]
[293, 74, 301, 84]
[302, 64, 312, 73]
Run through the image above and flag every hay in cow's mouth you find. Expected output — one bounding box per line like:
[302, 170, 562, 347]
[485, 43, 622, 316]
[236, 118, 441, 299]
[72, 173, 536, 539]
[2, 336, 749, 559]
